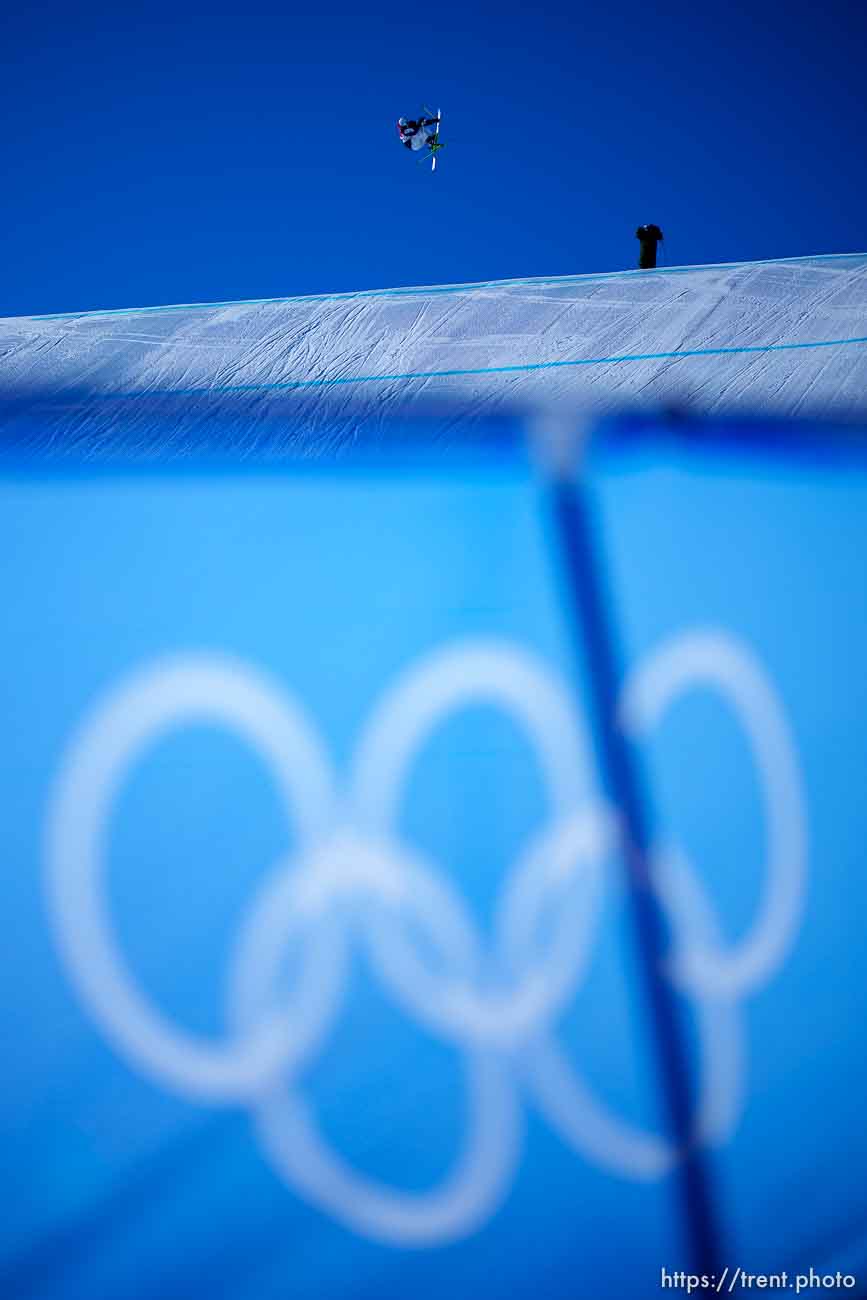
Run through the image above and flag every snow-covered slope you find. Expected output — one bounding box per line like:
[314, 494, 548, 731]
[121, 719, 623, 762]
[1, 253, 865, 457]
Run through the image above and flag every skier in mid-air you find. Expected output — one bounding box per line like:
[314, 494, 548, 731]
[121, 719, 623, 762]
[397, 115, 440, 152]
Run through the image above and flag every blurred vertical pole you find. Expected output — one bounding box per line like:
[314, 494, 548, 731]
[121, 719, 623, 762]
[539, 417, 722, 1277]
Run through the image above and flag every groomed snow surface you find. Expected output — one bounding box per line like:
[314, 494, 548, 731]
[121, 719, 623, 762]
[0, 253, 865, 458]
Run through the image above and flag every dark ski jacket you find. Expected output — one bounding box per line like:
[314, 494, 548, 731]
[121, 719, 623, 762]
[397, 117, 438, 147]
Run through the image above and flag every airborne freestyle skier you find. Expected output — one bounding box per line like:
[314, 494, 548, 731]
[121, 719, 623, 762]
[396, 109, 443, 169]
[396, 115, 439, 151]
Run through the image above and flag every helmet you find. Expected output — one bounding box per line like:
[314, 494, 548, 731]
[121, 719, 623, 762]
[398, 117, 408, 127]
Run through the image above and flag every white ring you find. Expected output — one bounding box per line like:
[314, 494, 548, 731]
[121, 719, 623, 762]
[495, 805, 616, 1034]
[43, 631, 805, 1243]
[351, 639, 595, 832]
[620, 630, 808, 996]
[228, 836, 522, 1246]
[521, 843, 745, 1179]
[45, 654, 336, 1101]
[352, 640, 602, 1045]
[249, 1054, 522, 1246]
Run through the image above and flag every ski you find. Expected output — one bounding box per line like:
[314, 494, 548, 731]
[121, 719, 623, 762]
[417, 139, 445, 165]
[431, 108, 441, 171]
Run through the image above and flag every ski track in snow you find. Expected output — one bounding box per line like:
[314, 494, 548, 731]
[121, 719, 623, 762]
[0, 254, 865, 457]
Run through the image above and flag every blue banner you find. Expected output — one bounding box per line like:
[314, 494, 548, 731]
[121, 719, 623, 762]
[1, 421, 866, 1298]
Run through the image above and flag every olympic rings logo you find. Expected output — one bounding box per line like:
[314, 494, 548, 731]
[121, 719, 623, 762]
[45, 632, 806, 1246]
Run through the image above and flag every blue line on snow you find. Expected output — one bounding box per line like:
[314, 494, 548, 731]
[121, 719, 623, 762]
[82, 333, 867, 403]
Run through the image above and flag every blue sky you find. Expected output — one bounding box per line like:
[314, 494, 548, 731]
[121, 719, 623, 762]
[2, 0, 865, 316]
